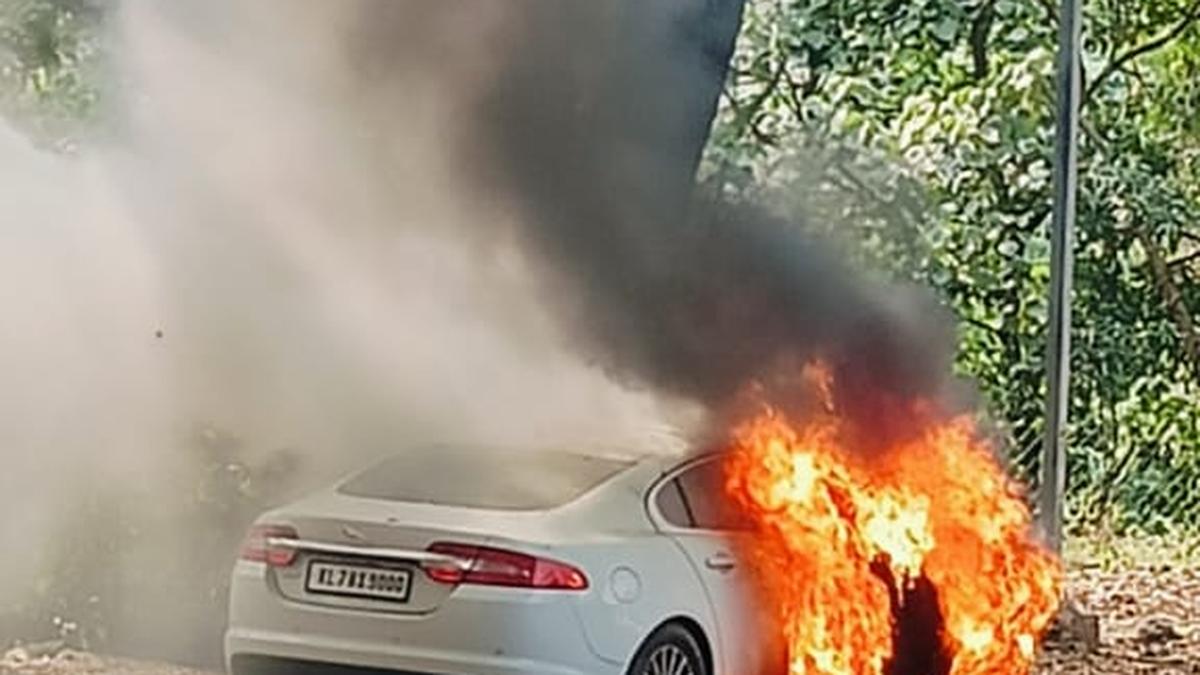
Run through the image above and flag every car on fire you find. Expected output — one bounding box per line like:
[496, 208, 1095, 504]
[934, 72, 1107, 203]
[224, 445, 780, 675]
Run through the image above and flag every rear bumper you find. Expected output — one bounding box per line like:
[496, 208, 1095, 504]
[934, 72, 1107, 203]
[224, 561, 621, 675]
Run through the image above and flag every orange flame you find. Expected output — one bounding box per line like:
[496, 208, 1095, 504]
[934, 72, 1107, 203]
[725, 378, 1061, 675]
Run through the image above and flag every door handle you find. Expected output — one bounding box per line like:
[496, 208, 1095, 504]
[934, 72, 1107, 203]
[705, 553, 736, 572]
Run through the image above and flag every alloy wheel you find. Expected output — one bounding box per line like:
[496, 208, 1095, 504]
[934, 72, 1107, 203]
[643, 643, 696, 675]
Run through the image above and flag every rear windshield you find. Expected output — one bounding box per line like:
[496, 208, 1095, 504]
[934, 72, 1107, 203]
[337, 449, 634, 510]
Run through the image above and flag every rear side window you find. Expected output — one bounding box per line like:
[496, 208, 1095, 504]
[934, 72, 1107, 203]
[664, 458, 752, 531]
[338, 449, 633, 510]
[654, 479, 691, 527]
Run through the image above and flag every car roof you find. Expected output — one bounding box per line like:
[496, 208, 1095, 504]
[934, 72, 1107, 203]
[396, 427, 697, 463]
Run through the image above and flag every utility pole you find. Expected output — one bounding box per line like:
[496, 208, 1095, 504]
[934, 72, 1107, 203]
[1040, 0, 1084, 553]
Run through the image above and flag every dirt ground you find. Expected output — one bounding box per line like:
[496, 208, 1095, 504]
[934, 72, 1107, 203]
[0, 652, 211, 675]
[1036, 567, 1200, 674]
[3, 567, 1197, 675]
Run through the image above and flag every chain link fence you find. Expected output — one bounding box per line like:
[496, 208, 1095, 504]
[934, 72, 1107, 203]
[1002, 399, 1200, 550]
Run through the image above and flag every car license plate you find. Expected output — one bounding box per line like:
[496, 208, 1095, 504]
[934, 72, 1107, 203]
[305, 561, 412, 602]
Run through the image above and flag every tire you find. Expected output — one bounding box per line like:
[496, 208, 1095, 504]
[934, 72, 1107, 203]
[626, 623, 708, 675]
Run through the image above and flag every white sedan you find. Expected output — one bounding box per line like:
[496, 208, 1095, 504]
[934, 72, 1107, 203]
[224, 446, 781, 675]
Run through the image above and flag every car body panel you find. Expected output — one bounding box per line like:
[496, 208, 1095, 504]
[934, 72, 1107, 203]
[556, 534, 718, 668]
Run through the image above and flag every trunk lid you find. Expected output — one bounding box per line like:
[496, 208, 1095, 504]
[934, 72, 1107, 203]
[261, 447, 637, 614]
[268, 490, 551, 614]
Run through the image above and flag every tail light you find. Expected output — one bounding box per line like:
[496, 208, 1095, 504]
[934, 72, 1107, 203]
[424, 542, 588, 591]
[239, 524, 299, 567]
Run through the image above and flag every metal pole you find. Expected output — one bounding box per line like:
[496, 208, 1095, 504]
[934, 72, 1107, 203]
[1040, 0, 1084, 553]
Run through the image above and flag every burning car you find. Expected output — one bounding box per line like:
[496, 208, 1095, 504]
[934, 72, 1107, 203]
[225, 370, 1063, 675]
[224, 445, 780, 675]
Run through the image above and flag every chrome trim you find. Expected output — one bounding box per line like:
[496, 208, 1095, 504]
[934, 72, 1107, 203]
[267, 538, 469, 567]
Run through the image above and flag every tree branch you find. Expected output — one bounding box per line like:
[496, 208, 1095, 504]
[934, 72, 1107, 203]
[827, 155, 922, 227]
[729, 54, 788, 145]
[963, 316, 1010, 340]
[1136, 223, 1200, 377]
[1083, 0, 1200, 107]
[782, 69, 805, 119]
[1167, 248, 1200, 268]
[970, 0, 997, 80]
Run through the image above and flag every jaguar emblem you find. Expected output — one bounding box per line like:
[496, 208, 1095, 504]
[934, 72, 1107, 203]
[341, 525, 367, 542]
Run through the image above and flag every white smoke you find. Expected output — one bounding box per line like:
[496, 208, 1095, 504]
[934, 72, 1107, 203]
[0, 0, 697, 661]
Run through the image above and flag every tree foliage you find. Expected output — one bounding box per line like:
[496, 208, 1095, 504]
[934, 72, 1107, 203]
[704, 0, 1200, 533]
[0, 0, 101, 143]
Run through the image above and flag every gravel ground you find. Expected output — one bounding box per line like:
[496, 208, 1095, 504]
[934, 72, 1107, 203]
[3, 567, 1198, 675]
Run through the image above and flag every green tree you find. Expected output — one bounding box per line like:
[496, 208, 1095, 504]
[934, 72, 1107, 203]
[704, 0, 1200, 534]
[0, 0, 101, 143]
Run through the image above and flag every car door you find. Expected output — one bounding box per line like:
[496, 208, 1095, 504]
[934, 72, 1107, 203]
[649, 456, 780, 675]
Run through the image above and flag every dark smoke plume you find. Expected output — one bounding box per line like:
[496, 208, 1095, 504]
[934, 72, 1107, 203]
[460, 2, 958, 442]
